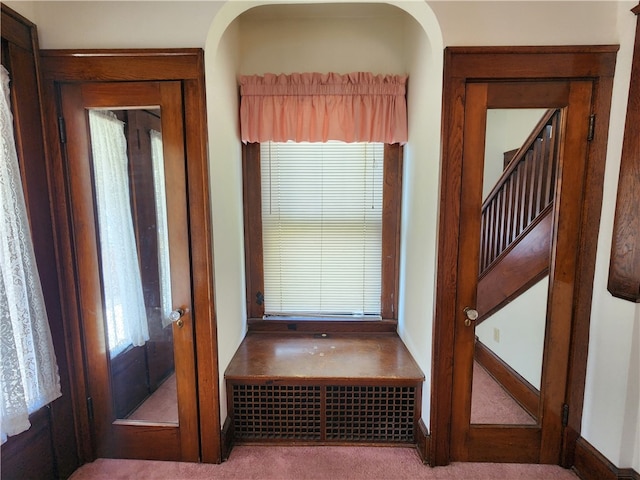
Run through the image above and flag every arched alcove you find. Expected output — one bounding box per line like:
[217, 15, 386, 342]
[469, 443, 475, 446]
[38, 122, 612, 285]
[203, 0, 444, 433]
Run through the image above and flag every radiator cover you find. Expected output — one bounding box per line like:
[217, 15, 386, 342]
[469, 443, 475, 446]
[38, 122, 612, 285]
[231, 383, 417, 444]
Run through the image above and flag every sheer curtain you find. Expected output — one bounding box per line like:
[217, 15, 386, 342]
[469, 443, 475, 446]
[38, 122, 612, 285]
[239, 72, 408, 144]
[0, 66, 61, 443]
[88, 110, 149, 357]
[150, 129, 172, 328]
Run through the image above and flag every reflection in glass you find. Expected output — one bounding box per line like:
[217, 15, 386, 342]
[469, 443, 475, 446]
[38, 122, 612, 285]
[476, 276, 547, 390]
[89, 108, 178, 424]
[150, 130, 173, 329]
[88, 110, 149, 356]
[470, 108, 556, 425]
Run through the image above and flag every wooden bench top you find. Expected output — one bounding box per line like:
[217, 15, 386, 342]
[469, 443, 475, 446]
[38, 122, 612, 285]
[224, 332, 424, 382]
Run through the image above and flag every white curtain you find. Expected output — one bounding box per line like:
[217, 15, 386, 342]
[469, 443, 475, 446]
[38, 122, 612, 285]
[150, 129, 172, 328]
[0, 66, 61, 443]
[88, 110, 149, 357]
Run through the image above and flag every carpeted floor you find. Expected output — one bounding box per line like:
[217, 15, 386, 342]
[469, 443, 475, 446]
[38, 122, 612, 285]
[74, 353, 560, 478]
[69, 445, 579, 480]
[127, 374, 178, 423]
[471, 361, 536, 425]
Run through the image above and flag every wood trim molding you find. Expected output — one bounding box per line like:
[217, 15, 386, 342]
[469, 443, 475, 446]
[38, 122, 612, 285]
[242, 143, 265, 320]
[432, 46, 617, 467]
[247, 318, 397, 333]
[40, 49, 203, 82]
[608, 3, 640, 302]
[415, 419, 430, 465]
[220, 416, 234, 462]
[381, 143, 403, 319]
[39, 49, 220, 463]
[1, 3, 35, 51]
[446, 46, 618, 80]
[573, 437, 640, 480]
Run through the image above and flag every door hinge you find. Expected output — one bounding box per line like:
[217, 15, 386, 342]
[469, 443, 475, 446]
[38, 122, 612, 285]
[87, 396, 94, 421]
[256, 291, 264, 306]
[587, 114, 596, 141]
[562, 403, 569, 427]
[57, 116, 67, 144]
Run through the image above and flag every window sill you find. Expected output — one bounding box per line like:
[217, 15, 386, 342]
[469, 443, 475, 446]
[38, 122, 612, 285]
[247, 317, 398, 334]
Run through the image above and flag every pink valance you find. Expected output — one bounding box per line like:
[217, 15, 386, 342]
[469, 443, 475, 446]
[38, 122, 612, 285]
[239, 72, 408, 144]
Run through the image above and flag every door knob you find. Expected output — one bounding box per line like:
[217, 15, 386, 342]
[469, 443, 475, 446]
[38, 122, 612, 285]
[170, 308, 186, 328]
[463, 307, 479, 327]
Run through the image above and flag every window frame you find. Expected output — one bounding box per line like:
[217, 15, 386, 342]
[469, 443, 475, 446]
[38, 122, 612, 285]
[242, 142, 403, 332]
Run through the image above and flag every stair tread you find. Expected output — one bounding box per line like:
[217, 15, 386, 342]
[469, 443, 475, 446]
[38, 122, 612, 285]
[225, 332, 424, 382]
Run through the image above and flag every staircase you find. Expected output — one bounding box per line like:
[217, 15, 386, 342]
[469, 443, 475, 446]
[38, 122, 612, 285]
[476, 109, 561, 323]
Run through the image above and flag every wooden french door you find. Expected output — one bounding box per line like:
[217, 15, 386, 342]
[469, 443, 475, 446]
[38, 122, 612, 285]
[59, 81, 199, 461]
[449, 80, 593, 463]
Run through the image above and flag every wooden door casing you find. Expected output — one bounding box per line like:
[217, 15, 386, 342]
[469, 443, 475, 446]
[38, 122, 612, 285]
[451, 80, 593, 464]
[431, 46, 617, 467]
[59, 80, 198, 461]
[40, 50, 220, 464]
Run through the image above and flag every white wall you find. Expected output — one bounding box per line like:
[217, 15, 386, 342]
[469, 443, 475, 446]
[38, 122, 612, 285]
[205, 19, 245, 424]
[398, 7, 442, 428]
[237, 4, 406, 74]
[580, 2, 640, 470]
[11, 1, 222, 49]
[430, 0, 618, 47]
[9, 0, 638, 471]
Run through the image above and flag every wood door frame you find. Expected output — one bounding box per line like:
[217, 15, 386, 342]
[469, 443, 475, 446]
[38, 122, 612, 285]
[59, 80, 200, 461]
[452, 79, 594, 464]
[39, 50, 221, 463]
[430, 46, 617, 467]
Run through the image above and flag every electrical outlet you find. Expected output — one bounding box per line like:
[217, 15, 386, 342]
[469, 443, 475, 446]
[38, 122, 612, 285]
[493, 328, 500, 343]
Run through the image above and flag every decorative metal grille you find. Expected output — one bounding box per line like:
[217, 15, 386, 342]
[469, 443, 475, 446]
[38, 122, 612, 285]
[325, 386, 415, 442]
[232, 384, 322, 440]
[231, 384, 416, 443]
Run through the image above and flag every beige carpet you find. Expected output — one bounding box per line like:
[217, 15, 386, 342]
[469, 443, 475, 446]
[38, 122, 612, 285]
[70, 445, 579, 479]
[471, 361, 536, 425]
[127, 374, 178, 423]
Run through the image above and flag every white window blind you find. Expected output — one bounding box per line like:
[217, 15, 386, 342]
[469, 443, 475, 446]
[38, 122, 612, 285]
[261, 141, 383, 318]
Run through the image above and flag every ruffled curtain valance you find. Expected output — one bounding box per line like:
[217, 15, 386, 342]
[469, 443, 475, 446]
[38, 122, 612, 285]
[239, 72, 408, 144]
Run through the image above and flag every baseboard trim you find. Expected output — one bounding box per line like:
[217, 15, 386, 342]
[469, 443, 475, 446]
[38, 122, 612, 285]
[415, 419, 430, 465]
[474, 339, 539, 418]
[573, 436, 640, 480]
[220, 416, 234, 461]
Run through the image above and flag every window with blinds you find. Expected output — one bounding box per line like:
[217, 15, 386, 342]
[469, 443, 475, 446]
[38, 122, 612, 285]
[260, 141, 384, 318]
